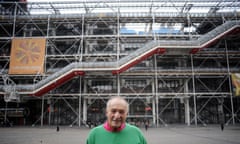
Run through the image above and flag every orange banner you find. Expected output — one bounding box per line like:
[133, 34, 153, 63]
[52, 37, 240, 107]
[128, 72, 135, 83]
[9, 38, 46, 75]
[231, 73, 240, 96]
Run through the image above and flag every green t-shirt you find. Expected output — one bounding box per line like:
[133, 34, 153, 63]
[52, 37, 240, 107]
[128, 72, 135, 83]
[86, 123, 147, 144]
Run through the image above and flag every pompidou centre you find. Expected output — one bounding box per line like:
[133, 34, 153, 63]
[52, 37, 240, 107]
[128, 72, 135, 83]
[0, 0, 240, 127]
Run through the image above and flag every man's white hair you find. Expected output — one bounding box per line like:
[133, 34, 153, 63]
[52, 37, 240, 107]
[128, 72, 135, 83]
[106, 96, 129, 113]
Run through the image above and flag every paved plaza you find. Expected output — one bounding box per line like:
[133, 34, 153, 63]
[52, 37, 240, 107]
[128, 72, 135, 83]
[0, 125, 240, 144]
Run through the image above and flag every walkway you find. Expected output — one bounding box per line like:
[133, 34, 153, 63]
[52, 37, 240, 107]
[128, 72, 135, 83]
[0, 125, 240, 144]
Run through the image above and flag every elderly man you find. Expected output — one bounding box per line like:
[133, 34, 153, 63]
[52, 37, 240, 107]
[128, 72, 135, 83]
[86, 96, 147, 144]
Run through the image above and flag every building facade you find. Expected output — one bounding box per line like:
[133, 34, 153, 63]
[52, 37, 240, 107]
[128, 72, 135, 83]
[0, 0, 240, 127]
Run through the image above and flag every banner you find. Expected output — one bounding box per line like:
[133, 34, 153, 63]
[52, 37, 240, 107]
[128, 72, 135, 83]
[231, 73, 240, 96]
[9, 38, 46, 74]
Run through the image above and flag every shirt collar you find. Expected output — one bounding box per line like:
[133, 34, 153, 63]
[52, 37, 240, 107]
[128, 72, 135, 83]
[103, 121, 126, 132]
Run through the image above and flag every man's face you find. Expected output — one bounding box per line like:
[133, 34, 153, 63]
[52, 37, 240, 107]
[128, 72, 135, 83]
[106, 99, 128, 129]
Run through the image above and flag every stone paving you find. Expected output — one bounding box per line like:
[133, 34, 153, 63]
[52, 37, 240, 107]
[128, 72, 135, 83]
[0, 125, 240, 144]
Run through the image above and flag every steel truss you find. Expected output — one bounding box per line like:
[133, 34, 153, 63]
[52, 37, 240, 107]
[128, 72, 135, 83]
[0, 0, 240, 127]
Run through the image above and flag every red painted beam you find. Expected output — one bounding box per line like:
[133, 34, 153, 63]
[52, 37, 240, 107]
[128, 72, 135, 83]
[30, 70, 85, 97]
[189, 48, 200, 54]
[112, 48, 165, 74]
[156, 48, 166, 54]
[189, 25, 240, 54]
[231, 28, 240, 35]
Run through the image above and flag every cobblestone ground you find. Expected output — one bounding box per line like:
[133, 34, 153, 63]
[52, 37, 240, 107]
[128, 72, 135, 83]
[0, 125, 240, 144]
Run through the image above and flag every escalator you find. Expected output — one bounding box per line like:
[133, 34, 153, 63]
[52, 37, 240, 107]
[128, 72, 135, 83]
[0, 20, 239, 98]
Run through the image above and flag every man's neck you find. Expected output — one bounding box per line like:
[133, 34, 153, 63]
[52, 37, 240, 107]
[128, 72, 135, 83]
[103, 121, 126, 132]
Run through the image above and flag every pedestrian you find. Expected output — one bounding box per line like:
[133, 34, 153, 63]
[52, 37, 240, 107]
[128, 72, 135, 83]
[219, 112, 225, 131]
[86, 96, 147, 144]
[145, 121, 148, 131]
[218, 99, 225, 131]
